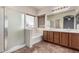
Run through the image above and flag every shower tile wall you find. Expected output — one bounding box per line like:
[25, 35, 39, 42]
[63, 16, 74, 29]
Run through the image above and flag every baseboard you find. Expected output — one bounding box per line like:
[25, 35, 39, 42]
[4, 44, 26, 53]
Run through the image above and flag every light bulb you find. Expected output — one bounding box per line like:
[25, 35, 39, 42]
[68, 18, 71, 20]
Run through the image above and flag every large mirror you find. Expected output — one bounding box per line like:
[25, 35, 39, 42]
[76, 14, 79, 29]
[47, 10, 79, 29]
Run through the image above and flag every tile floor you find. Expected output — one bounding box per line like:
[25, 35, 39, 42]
[14, 41, 79, 53]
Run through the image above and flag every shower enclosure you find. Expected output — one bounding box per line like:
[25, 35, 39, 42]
[0, 7, 5, 52]
[0, 7, 25, 52]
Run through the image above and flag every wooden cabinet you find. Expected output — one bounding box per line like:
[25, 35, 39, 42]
[69, 33, 79, 49]
[53, 32, 60, 44]
[48, 31, 54, 42]
[60, 32, 69, 46]
[43, 31, 48, 41]
[43, 31, 79, 50]
[43, 31, 54, 42]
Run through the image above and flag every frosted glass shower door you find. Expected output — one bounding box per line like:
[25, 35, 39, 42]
[6, 8, 25, 50]
[0, 7, 4, 52]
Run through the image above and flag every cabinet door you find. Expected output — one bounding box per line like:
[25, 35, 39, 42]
[43, 31, 48, 41]
[48, 31, 54, 42]
[53, 32, 60, 44]
[69, 33, 79, 49]
[60, 32, 69, 46]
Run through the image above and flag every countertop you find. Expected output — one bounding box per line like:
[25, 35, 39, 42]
[43, 28, 79, 33]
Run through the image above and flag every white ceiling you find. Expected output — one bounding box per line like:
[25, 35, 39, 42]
[31, 6, 57, 11]
[30, 6, 76, 15]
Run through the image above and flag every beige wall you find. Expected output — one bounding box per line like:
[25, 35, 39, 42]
[47, 10, 77, 28]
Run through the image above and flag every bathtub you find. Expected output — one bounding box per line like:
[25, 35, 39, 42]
[32, 33, 43, 46]
[25, 29, 43, 48]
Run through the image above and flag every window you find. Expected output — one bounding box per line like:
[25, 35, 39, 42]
[25, 15, 35, 28]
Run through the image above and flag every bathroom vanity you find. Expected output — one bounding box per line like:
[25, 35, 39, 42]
[43, 29, 79, 50]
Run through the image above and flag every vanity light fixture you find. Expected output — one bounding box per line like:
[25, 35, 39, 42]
[52, 6, 70, 12]
[68, 18, 71, 21]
